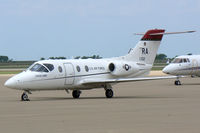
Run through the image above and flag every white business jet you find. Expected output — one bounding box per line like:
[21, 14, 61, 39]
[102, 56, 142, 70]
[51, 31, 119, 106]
[4, 29, 194, 101]
[163, 55, 200, 85]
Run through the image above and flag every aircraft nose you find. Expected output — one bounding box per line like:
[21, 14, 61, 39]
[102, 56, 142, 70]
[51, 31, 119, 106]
[4, 78, 17, 89]
[162, 66, 171, 74]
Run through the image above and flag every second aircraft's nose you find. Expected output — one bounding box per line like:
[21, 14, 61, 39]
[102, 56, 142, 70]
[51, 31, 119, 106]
[162, 66, 170, 74]
[4, 78, 17, 89]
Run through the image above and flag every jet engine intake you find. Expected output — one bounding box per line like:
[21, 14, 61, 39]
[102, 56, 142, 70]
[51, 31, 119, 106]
[108, 62, 138, 76]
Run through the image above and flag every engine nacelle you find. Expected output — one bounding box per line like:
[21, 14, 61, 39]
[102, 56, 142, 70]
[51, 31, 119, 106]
[108, 61, 139, 76]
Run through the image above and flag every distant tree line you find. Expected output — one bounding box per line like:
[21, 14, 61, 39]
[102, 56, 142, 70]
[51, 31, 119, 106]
[155, 53, 193, 63]
[74, 55, 102, 59]
[40, 55, 102, 60]
[49, 57, 67, 60]
[1, 53, 193, 63]
[0, 55, 12, 62]
[40, 57, 66, 60]
[155, 53, 167, 60]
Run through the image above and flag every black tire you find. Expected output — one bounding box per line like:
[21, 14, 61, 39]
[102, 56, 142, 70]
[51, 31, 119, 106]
[174, 81, 178, 85]
[105, 89, 113, 98]
[72, 90, 80, 98]
[178, 80, 181, 85]
[21, 93, 29, 101]
[174, 80, 181, 85]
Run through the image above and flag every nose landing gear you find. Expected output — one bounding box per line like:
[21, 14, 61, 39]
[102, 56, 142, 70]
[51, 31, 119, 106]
[21, 92, 30, 101]
[174, 76, 181, 85]
[21, 90, 31, 101]
[174, 80, 181, 85]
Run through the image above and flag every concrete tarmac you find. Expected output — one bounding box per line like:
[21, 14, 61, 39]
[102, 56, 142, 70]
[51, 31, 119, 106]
[0, 75, 200, 133]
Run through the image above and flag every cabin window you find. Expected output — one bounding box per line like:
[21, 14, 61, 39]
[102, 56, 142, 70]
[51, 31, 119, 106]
[172, 58, 190, 63]
[43, 64, 54, 71]
[85, 65, 89, 72]
[183, 59, 187, 63]
[30, 63, 49, 72]
[172, 58, 182, 63]
[76, 66, 81, 72]
[58, 66, 63, 73]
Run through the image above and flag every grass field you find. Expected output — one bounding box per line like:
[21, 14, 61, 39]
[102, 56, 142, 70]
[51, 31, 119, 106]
[0, 61, 34, 69]
[0, 71, 22, 74]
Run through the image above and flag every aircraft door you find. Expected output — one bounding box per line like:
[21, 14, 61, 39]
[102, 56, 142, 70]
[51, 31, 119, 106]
[64, 63, 75, 85]
[192, 59, 198, 74]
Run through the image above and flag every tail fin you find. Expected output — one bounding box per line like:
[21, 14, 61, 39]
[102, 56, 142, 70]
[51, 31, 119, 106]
[124, 29, 165, 65]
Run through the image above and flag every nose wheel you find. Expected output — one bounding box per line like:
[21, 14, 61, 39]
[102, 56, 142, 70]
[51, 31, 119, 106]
[174, 80, 181, 85]
[174, 76, 182, 86]
[21, 92, 30, 101]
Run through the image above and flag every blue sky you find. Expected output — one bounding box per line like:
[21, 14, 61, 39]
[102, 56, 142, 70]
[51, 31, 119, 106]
[0, 0, 200, 60]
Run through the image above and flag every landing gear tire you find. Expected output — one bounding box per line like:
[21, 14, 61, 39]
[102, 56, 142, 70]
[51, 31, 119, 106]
[72, 90, 81, 98]
[105, 89, 113, 98]
[174, 80, 181, 85]
[21, 93, 29, 101]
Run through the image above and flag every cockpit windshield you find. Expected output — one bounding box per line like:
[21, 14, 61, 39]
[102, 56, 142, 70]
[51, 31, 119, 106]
[43, 64, 54, 71]
[30, 63, 49, 72]
[172, 58, 190, 63]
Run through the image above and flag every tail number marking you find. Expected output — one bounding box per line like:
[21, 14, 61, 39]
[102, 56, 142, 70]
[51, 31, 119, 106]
[142, 48, 148, 55]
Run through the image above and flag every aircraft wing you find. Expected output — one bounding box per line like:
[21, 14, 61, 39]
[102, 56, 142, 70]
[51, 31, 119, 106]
[80, 76, 180, 85]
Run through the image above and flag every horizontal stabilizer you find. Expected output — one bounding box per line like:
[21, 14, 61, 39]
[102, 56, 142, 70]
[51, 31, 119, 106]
[135, 30, 196, 35]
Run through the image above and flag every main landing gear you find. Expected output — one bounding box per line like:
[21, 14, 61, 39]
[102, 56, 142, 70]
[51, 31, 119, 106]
[72, 90, 81, 98]
[104, 84, 114, 98]
[105, 89, 114, 98]
[71, 84, 114, 99]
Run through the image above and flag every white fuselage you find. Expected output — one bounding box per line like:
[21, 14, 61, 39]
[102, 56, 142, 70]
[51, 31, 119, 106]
[163, 55, 200, 76]
[5, 58, 152, 91]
